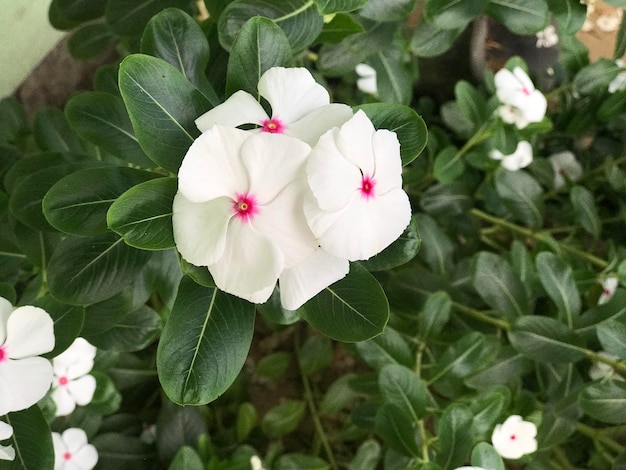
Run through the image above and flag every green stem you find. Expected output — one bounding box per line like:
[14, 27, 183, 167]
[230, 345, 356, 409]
[417, 419, 430, 463]
[439, 119, 495, 175]
[469, 208, 609, 269]
[584, 350, 626, 374]
[577, 422, 625, 454]
[275, 0, 314, 22]
[452, 301, 511, 330]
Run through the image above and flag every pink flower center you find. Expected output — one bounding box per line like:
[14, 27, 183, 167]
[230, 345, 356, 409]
[521, 87, 531, 96]
[260, 117, 285, 134]
[58, 376, 69, 386]
[0, 346, 6, 362]
[360, 174, 376, 200]
[604, 289, 612, 296]
[232, 193, 260, 222]
[510, 434, 517, 441]
[63, 451, 72, 461]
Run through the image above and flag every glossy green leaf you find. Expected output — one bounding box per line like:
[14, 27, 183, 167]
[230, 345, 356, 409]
[119, 54, 210, 173]
[485, 0, 549, 35]
[33, 108, 92, 154]
[454, 80, 487, 128]
[68, 22, 116, 59]
[470, 442, 505, 470]
[420, 182, 473, 216]
[43, 167, 161, 236]
[369, 47, 414, 105]
[275, 454, 329, 470]
[47, 232, 152, 305]
[91, 433, 153, 467]
[226, 16, 293, 97]
[33, 294, 84, 358]
[65, 91, 153, 167]
[236, 402, 258, 441]
[410, 20, 464, 57]
[4, 406, 54, 470]
[573, 59, 621, 95]
[469, 387, 510, 438]
[347, 439, 381, 470]
[169, 446, 204, 470]
[597, 318, 626, 361]
[615, 12, 626, 58]
[571, 185, 601, 238]
[141, 8, 219, 104]
[156, 403, 208, 461]
[579, 380, 626, 424]
[435, 404, 474, 469]
[313, 13, 364, 44]
[4, 153, 73, 195]
[425, 0, 488, 30]
[418, 290, 452, 339]
[379, 364, 428, 419]
[218, 0, 323, 52]
[547, 0, 587, 34]
[434, 145, 465, 183]
[299, 263, 389, 342]
[536, 252, 581, 327]
[495, 167, 544, 229]
[313, 0, 367, 14]
[465, 347, 533, 389]
[473, 251, 529, 319]
[360, 216, 420, 272]
[107, 177, 177, 250]
[415, 213, 454, 275]
[9, 219, 60, 269]
[105, 0, 191, 36]
[509, 316, 586, 363]
[360, 0, 417, 22]
[374, 403, 420, 457]
[157, 277, 255, 404]
[355, 326, 414, 370]
[441, 102, 473, 137]
[261, 400, 306, 438]
[576, 289, 626, 332]
[87, 305, 162, 352]
[257, 352, 292, 380]
[0, 97, 27, 144]
[53, 0, 107, 22]
[355, 102, 428, 165]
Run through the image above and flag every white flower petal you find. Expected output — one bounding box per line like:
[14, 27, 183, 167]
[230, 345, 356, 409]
[335, 110, 376, 175]
[4, 306, 54, 359]
[209, 222, 283, 304]
[371, 129, 403, 194]
[52, 386, 77, 417]
[549, 151, 583, 189]
[0, 444, 15, 461]
[195, 90, 268, 132]
[172, 193, 232, 267]
[53, 338, 96, 380]
[0, 297, 11, 345]
[279, 248, 349, 310]
[0, 357, 53, 415]
[52, 432, 66, 469]
[177, 126, 250, 203]
[63, 428, 89, 454]
[519, 91, 547, 123]
[286, 104, 353, 146]
[258, 67, 330, 124]
[491, 415, 537, 460]
[512, 67, 535, 92]
[73, 444, 98, 470]
[0, 421, 12, 440]
[494, 68, 519, 103]
[67, 375, 97, 406]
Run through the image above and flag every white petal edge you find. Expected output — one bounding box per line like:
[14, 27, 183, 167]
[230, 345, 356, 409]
[0, 444, 15, 461]
[52, 386, 77, 417]
[0, 297, 11, 346]
[0, 357, 53, 415]
[4, 306, 54, 359]
[335, 110, 376, 175]
[195, 90, 268, 132]
[286, 104, 353, 147]
[67, 375, 97, 406]
[0, 421, 12, 440]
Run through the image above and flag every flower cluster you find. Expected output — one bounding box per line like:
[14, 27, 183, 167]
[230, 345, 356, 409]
[173, 67, 412, 309]
[52, 428, 98, 470]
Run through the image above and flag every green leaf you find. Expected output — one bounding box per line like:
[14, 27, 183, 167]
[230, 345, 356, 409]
[547, 0, 586, 34]
[355, 102, 428, 166]
[360, 216, 420, 272]
[615, 12, 626, 58]
[68, 22, 116, 59]
[261, 400, 306, 438]
[0, 97, 27, 144]
[418, 290, 452, 339]
[494, 167, 544, 228]
[415, 213, 454, 275]
[169, 446, 204, 470]
[105, 0, 191, 36]
[156, 403, 208, 461]
[465, 347, 533, 389]
[535, 252, 581, 327]
[33, 294, 84, 358]
[313, 0, 368, 14]
[433, 145, 465, 183]
[576, 289, 626, 332]
[473, 251, 529, 319]
[420, 183, 473, 216]
[369, 47, 414, 105]
[425, 0, 488, 30]
[47, 232, 152, 305]
[256, 351, 292, 379]
[275, 454, 329, 470]
[118, 54, 210, 173]
[485, 0, 549, 35]
[107, 177, 177, 250]
[299, 263, 389, 342]
[87, 305, 162, 352]
[33, 108, 91, 154]
[440, 102, 474, 137]
[355, 326, 414, 370]
[470, 442, 505, 470]
[65, 91, 154, 167]
[313, 13, 364, 44]
[597, 318, 626, 361]
[91, 433, 154, 467]
[43, 167, 161, 236]
[298, 335, 334, 376]
[509, 316, 586, 363]
[157, 277, 255, 404]
[225, 16, 294, 97]
[141, 8, 219, 105]
[54, 0, 107, 22]
[379, 364, 428, 419]
[579, 380, 626, 424]
[454, 80, 487, 129]
[218, 0, 323, 52]
[347, 439, 381, 470]
[573, 58, 621, 95]
[571, 185, 601, 238]
[359, 0, 417, 22]
[374, 403, 420, 457]
[4, 407, 54, 470]
[410, 20, 464, 57]
[435, 404, 474, 470]
[236, 402, 258, 441]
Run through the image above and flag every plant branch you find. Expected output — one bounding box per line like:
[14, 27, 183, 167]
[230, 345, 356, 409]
[577, 422, 625, 454]
[452, 301, 511, 330]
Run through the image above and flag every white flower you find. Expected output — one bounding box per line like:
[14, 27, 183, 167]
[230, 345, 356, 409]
[589, 351, 624, 381]
[0, 297, 54, 416]
[355, 63, 378, 96]
[596, 13, 621, 32]
[491, 415, 537, 459]
[173, 126, 318, 304]
[609, 62, 626, 93]
[52, 428, 98, 470]
[195, 67, 353, 146]
[598, 277, 618, 305]
[535, 25, 558, 48]
[0, 421, 15, 461]
[50, 338, 97, 416]
[250, 455, 266, 470]
[489, 141, 533, 171]
[454, 467, 488, 470]
[548, 151, 583, 189]
[494, 67, 547, 129]
[304, 110, 411, 261]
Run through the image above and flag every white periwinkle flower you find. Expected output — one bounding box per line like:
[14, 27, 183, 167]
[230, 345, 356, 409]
[598, 277, 619, 305]
[53, 428, 98, 470]
[589, 351, 624, 381]
[609, 60, 626, 93]
[489, 141, 533, 171]
[355, 63, 378, 96]
[0, 296, 54, 416]
[304, 110, 411, 261]
[548, 150, 583, 189]
[0, 421, 15, 461]
[491, 415, 538, 459]
[250, 455, 266, 470]
[51, 338, 97, 416]
[195, 67, 353, 146]
[173, 126, 318, 304]
[495, 67, 547, 129]
[535, 24, 558, 48]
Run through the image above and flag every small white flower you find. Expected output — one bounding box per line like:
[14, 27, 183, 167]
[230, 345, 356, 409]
[489, 141, 533, 171]
[0, 421, 15, 461]
[589, 351, 624, 381]
[304, 110, 412, 261]
[609, 70, 626, 93]
[195, 67, 353, 146]
[494, 67, 547, 129]
[355, 63, 378, 96]
[548, 151, 583, 189]
[596, 13, 621, 32]
[491, 415, 537, 460]
[250, 455, 266, 470]
[52, 428, 98, 470]
[598, 277, 618, 305]
[50, 338, 97, 416]
[0, 297, 54, 416]
[535, 25, 558, 48]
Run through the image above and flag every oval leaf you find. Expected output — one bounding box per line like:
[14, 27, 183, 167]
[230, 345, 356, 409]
[5, 406, 54, 470]
[535, 252, 581, 327]
[579, 380, 626, 424]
